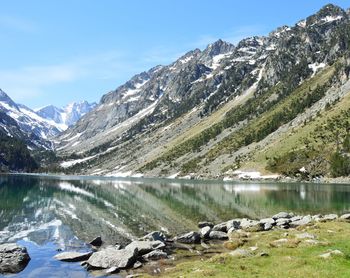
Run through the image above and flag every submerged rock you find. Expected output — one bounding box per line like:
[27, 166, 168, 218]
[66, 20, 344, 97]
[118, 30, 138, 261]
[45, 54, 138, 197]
[0, 243, 31, 274]
[54, 251, 92, 262]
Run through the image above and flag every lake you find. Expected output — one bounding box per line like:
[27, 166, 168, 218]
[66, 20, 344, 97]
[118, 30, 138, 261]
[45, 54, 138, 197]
[1, 174, 350, 277]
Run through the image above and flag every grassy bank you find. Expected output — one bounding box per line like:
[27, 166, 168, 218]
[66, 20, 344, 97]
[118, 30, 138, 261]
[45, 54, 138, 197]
[142, 221, 350, 278]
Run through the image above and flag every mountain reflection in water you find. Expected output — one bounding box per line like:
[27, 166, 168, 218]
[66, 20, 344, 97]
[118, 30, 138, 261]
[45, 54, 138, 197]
[1, 174, 350, 249]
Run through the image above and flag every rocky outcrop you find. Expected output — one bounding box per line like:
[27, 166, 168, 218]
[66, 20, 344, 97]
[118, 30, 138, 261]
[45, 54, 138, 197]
[0, 243, 31, 274]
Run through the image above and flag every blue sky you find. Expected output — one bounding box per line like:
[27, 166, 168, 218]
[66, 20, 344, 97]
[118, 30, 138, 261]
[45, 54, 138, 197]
[0, 0, 349, 109]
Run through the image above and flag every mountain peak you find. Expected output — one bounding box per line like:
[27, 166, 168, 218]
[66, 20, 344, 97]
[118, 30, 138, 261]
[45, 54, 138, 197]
[306, 3, 346, 26]
[204, 39, 235, 57]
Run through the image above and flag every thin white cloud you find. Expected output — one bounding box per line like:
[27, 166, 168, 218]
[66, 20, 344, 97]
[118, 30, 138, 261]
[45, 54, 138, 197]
[0, 15, 37, 33]
[0, 51, 139, 103]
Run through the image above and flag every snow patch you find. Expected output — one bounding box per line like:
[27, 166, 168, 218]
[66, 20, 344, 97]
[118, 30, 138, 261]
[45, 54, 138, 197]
[308, 62, 326, 76]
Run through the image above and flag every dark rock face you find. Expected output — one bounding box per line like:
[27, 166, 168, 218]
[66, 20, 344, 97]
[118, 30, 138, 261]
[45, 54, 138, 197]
[89, 236, 103, 247]
[0, 243, 31, 274]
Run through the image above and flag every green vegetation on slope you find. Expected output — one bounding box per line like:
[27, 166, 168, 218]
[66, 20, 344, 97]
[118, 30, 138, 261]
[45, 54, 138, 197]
[0, 134, 38, 172]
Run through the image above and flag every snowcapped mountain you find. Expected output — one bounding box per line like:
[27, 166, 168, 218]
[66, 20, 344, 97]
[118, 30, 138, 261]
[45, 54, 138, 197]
[36, 101, 97, 130]
[55, 4, 350, 179]
[0, 89, 96, 150]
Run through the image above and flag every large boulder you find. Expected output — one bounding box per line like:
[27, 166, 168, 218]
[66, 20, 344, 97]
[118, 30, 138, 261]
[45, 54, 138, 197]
[87, 247, 137, 270]
[126, 240, 165, 256]
[54, 251, 92, 262]
[0, 243, 31, 274]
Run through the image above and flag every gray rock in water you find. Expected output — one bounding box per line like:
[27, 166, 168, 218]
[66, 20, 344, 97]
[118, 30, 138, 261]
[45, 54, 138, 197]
[208, 231, 228, 240]
[142, 250, 168, 261]
[142, 231, 167, 242]
[200, 226, 211, 238]
[272, 212, 292, 220]
[54, 251, 92, 262]
[87, 247, 138, 270]
[89, 236, 103, 247]
[126, 240, 165, 256]
[174, 231, 201, 244]
[212, 222, 228, 232]
[0, 243, 31, 274]
[290, 215, 312, 227]
[198, 221, 214, 228]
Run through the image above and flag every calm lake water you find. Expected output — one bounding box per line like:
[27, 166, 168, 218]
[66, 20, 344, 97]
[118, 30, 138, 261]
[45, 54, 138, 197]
[1, 174, 350, 277]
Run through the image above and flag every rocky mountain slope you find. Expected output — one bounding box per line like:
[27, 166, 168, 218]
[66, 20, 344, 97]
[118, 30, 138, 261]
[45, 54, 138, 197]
[57, 4, 350, 179]
[0, 90, 96, 172]
[36, 101, 97, 131]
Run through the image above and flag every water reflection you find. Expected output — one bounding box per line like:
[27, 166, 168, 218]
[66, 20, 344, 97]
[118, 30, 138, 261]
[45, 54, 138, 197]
[1, 174, 350, 249]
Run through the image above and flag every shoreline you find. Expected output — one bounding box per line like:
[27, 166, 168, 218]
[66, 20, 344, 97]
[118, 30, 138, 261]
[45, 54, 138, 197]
[2, 211, 349, 277]
[5, 171, 350, 185]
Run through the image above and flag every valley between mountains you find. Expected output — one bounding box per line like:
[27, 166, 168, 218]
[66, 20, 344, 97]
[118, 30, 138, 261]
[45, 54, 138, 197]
[2, 4, 350, 181]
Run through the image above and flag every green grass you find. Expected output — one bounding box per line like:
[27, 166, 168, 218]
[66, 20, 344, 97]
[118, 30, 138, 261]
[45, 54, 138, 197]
[152, 221, 350, 278]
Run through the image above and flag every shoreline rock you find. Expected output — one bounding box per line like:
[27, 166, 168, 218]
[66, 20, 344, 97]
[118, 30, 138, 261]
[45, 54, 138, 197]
[0, 243, 31, 274]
